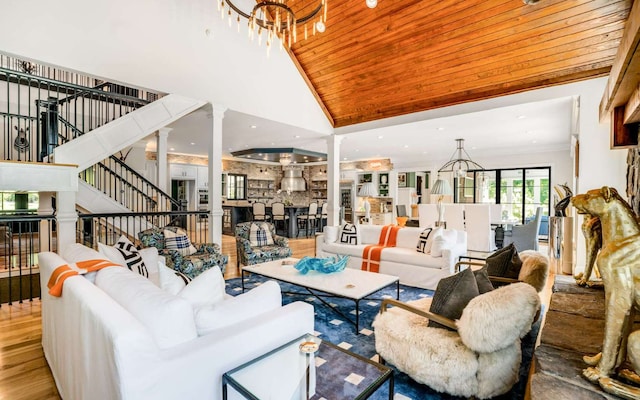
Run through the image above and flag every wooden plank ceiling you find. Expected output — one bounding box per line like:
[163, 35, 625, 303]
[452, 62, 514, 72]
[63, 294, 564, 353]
[287, 0, 633, 127]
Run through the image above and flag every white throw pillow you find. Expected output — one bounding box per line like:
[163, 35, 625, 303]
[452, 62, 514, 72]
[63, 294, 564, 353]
[164, 228, 197, 256]
[336, 223, 359, 245]
[157, 264, 186, 295]
[95, 266, 197, 349]
[98, 241, 161, 287]
[324, 226, 339, 243]
[249, 222, 274, 247]
[178, 266, 226, 309]
[430, 229, 457, 257]
[194, 280, 281, 335]
[62, 243, 112, 283]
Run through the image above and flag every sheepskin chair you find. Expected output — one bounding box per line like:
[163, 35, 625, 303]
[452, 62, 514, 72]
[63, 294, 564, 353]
[372, 282, 540, 399]
[517, 250, 549, 292]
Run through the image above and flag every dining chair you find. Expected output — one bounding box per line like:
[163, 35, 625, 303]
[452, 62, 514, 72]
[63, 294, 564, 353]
[296, 202, 318, 237]
[252, 202, 270, 222]
[271, 202, 289, 236]
[463, 204, 496, 252]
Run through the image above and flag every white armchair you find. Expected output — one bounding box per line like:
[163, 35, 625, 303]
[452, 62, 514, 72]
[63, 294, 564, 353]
[503, 207, 543, 251]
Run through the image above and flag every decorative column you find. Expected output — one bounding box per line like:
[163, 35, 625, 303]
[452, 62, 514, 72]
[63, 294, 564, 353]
[326, 135, 343, 227]
[208, 105, 226, 245]
[55, 190, 77, 253]
[156, 128, 171, 194]
[38, 192, 54, 252]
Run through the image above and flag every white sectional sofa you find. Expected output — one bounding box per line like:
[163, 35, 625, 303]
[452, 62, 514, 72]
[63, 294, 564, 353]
[39, 245, 314, 400]
[316, 225, 467, 290]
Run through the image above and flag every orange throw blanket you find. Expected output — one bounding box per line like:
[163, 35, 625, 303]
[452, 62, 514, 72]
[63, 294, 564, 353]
[361, 225, 402, 273]
[48, 259, 121, 297]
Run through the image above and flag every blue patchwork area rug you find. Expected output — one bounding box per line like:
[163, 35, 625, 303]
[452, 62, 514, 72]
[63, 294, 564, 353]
[225, 275, 541, 400]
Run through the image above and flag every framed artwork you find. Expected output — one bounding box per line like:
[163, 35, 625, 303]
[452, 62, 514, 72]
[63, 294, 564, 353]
[398, 173, 407, 187]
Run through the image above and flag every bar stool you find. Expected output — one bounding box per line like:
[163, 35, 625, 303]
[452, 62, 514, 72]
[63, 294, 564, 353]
[297, 202, 318, 238]
[271, 202, 289, 237]
[318, 202, 328, 232]
[252, 202, 270, 222]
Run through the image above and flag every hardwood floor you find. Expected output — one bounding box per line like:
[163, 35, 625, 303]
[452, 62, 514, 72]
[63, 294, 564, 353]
[0, 235, 316, 399]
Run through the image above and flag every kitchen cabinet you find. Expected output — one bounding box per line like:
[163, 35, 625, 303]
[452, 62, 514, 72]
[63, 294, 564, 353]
[170, 164, 197, 179]
[197, 166, 208, 189]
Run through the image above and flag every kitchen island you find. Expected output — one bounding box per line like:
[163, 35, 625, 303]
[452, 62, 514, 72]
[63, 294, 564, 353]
[222, 204, 311, 237]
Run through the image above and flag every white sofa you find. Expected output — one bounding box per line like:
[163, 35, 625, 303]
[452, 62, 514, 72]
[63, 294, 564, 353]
[316, 225, 467, 290]
[39, 246, 314, 400]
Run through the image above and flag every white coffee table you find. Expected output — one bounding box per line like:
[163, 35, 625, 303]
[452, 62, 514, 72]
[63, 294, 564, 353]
[242, 258, 400, 333]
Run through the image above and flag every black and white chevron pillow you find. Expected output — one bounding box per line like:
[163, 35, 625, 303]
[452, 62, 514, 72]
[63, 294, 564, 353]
[416, 227, 434, 253]
[338, 223, 359, 245]
[115, 236, 148, 278]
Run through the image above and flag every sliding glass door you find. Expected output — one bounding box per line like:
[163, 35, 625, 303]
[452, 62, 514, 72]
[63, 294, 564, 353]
[456, 167, 550, 225]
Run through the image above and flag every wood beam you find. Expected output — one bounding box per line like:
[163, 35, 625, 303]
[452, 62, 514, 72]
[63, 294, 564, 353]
[599, 0, 640, 122]
[624, 83, 640, 124]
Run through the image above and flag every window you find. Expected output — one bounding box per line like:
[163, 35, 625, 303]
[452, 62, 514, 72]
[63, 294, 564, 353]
[0, 191, 39, 213]
[455, 167, 551, 224]
[226, 174, 246, 200]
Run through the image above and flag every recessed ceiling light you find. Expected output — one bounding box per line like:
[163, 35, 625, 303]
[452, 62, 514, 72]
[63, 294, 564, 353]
[294, 135, 300, 138]
[270, 142, 275, 145]
[355, 149, 360, 152]
[343, 157, 348, 160]
[190, 142, 196, 145]
[437, 127, 445, 131]
[258, 153, 263, 156]
[378, 135, 383, 139]
[518, 115, 526, 119]
[403, 145, 409, 148]
[169, 147, 175, 151]
[250, 125, 257, 129]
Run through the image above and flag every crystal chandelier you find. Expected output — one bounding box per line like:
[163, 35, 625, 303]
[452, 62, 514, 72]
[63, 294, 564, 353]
[219, 0, 328, 54]
[438, 138, 484, 178]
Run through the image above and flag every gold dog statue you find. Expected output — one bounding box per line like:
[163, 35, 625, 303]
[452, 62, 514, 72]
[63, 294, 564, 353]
[574, 214, 603, 288]
[571, 187, 640, 399]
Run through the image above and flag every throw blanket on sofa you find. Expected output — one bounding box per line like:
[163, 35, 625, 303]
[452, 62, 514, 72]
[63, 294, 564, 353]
[361, 225, 402, 273]
[48, 259, 121, 297]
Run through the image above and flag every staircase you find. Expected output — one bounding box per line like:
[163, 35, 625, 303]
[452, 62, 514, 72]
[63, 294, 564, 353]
[0, 56, 205, 214]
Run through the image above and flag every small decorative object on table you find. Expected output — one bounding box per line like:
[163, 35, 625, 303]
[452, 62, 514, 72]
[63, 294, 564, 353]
[294, 255, 349, 274]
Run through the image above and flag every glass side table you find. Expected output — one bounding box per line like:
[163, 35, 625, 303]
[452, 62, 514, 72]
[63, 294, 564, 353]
[223, 333, 393, 400]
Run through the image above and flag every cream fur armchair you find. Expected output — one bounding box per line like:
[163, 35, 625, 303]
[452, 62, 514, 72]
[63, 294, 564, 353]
[373, 282, 540, 399]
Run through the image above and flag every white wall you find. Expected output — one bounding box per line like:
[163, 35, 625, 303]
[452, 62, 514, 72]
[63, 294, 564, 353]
[573, 79, 627, 272]
[0, 0, 332, 135]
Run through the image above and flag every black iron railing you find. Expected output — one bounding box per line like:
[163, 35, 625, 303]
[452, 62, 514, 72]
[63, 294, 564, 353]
[81, 156, 181, 213]
[0, 213, 56, 305]
[0, 65, 161, 163]
[77, 210, 210, 249]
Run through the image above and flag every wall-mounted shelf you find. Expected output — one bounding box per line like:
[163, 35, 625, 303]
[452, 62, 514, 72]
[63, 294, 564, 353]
[247, 179, 276, 199]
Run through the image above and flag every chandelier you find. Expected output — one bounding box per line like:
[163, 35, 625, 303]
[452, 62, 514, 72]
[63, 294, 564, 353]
[279, 153, 292, 166]
[438, 138, 484, 178]
[219, 0, 328, 53]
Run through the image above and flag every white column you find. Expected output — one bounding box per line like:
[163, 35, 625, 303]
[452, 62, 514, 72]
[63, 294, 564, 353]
[326, 135, 343, 226]
[38, 192, 54, 252]
[157, 128, 171, 194]
[208, 105, 226, 245]
[55, 190, 77, 254]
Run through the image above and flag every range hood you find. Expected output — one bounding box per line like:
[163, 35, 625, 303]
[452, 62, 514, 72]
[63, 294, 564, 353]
[281, 167, 307, 192]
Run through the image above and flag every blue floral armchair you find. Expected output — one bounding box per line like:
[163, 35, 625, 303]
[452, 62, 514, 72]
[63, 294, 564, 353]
[235, 222, 292, 266]
[138, 226, 228, 278]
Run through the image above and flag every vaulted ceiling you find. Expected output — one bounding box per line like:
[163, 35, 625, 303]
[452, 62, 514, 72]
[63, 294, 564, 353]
[288, 0, 632, 127]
